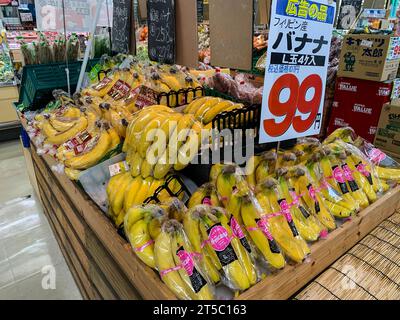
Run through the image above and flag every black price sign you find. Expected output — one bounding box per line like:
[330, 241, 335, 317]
[112, 0, 132, 54]
[337, 0, 363, 30]
[147, 0, 176, 64]
[197, 0, 204, 22]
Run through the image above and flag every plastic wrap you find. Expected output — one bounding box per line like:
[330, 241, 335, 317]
[187, 205, 257, 292]
[155, 219, 216, 300]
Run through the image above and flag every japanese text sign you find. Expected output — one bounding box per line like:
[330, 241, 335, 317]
[259, 0, 336, 143]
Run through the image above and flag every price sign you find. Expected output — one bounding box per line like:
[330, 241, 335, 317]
[259, 0, 336, 143]
[336, 0, 363, 30]
[112, 0, 133, 54]
[147, 0, 176, 64]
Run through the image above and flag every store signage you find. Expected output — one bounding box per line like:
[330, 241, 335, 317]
[147, 0, 176, 64]
[112, 0, 132, 54]
[336, 0, 363, 30]
[35, 0, 113, 32]
[259, 0, 336, 143]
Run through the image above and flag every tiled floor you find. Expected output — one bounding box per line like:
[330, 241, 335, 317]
[0, 139, 82, 300]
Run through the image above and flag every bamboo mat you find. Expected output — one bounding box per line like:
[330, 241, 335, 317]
[295, 211, 400, 300]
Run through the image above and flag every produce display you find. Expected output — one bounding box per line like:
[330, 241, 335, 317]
[0, 38, 15, 84]
[116, 127, 399, 300]
[198, 24, 210, 64]
[20, 32, 81, 65]
[205, 72, 263, 105]
[25, 57, 205, 181]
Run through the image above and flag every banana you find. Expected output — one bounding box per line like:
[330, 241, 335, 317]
[123, 176, 143, 213]
[154, 225, 195, 300]
[240, 195, 286, 268]
[194, 98, 221, 121]
[129, 218, 156, 269]
[375, 166, 400, 181]
[86, 111, 98, 133]
[130, 152, 143, 177]
[110, 173, 133, 220]
[45, 116, 88, 145]
[174, 121, 203, 171]
[183, 208, 221, 283]
[107, 127, 121, 151]
[64, 130, 111, 170]
[202, 100, 235, 124]
[172, 229, 214, 300]
[199, 209, 250, 291]
[184, 96, 210, 114]
[245, 155, 262, 189]
[49, 117, 76, 132]
[141, 157, 155, 179]
[42, 120, 59, 138]
[64, 167, 82, 181]
[188, 183, 221, 208]
[138, 113, 168, 158]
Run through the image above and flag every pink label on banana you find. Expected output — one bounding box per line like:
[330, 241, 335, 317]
[342, 164, 355, 182]
[356, 162, 370, 177]
[279, 199, 293, 222]
[368, 148, 386, 164]
[308, 185, 317, 201]
[230, 216, 245, 239]
[208, 225, 231, 252]
[202, 197, 212, 206]
[332, 166, 346, 183]
[176, 249, 194, 277]
[289, 191, 300, 207]
[160, 265, 182, 278]
[134, 239, 154, 253]
[256, 218, 274, 240]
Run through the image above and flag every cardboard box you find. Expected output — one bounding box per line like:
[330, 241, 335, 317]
[338, 34, 400, 82]
[327, 77, 392, 142]
[374, 103, 400, 154]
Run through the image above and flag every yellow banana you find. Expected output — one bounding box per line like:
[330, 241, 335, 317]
[129, 218, 156, 269]
[202, 100, 235, 124]
[64, 130, 111, 170]
[45, 116, 88, 145]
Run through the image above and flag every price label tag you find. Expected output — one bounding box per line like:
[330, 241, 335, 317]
[109, 161, 130, 177]
[259, 0, 336, 143]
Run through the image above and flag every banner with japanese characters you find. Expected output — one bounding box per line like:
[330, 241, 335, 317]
[259, 0, 336, 143]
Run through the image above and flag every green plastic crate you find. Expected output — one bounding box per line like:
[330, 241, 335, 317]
[18, 59, 99, 111]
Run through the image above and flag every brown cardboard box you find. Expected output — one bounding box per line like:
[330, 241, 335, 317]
[338, 34, 400, 82]
[374, 103, 400, 154]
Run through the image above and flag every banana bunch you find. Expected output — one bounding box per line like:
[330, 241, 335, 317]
[245, 150, 277, 189]
[287, 166, 336, 231]
[183, 96, 244, 129]
[155, 219, 214, 300]
[324, 128, 400, 184]
[187, 205, 258, 291]
[255, 179, 310, 264]
[210, 163, 286, 268]
[124, 105, 204, 180]
[188, 182, 221, 208]
[276, 171, 325, 242]
[124, 204, 167, 269]
[106, 172, 181, 227]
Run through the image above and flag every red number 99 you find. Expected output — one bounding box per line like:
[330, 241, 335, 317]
[263, 74, 322, 137]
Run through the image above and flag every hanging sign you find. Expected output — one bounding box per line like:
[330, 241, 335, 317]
[259, 0, 336, 143]
[35, 0, 113, 32]
[147, 0, 176, 64]
[336, 0, 363, 30]
[112, 0, 133, 54]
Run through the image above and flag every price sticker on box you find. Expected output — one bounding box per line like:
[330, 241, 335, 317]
[259, 0, 336, 143]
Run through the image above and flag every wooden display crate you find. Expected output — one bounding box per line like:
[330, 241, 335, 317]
[23, 121, 400, 300]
